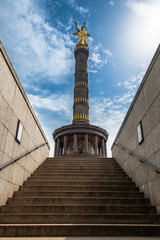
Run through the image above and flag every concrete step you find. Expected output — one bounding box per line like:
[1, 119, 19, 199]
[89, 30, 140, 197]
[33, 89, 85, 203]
[0, 213, 159, 224]
[45, 158, 116, 163]
[43, 162, 113, 165]
[1, 205, 156, 214]
[41, 160, 119, 164]
[7, 197, 149, 205]
[38, 166, 123, 171]
[35, 170, 125, 174]
[35, 165, 124, 169]
[19, 185, 139, 192]
[32, 173, 127, 177]
[45, 157, 113, 161]
[42, 160, 117, 163]
[28, 177, 132, 182]
[38, 168, 123, 172]
[14, 191, 145, 198]
[42, 163, 117, 166]
[1, 224, 160, 237]
[40, 167, 122, 170]
[41, 163, 121, 166]
[40, 165, 122, 169]
[23, 181, 135, 186]
[39, 163, 121, 167]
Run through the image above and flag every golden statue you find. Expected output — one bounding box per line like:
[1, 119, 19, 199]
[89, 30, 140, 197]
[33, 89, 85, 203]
[73, 21, 90, 47]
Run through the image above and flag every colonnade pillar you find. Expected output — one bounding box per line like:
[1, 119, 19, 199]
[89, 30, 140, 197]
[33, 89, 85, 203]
[64, 135, 67, 155]
[73, 134, 77, 153]
[56, 137, 60, 156]
[101, 138, 105, 157]
[94, 135, 98, 155]
[104, 140, 107, 157]
[85, 134, 88, 153]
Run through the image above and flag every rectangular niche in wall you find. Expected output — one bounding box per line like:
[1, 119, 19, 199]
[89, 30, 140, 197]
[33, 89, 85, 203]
[137, 121, 144, 144]
[16, 120, 23, 143]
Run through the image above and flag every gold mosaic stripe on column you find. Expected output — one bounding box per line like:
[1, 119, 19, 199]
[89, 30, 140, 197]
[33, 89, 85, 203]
[73, 97, 89, 105]
[75, 66, 88, 73]
[72, 114, 89, 123]
[74, 81, 88, 89]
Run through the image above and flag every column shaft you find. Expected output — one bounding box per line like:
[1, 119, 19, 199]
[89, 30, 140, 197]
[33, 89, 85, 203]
[104, 140, 107, 157]
[73, 134, 78, 153]
[56, 137, 60, 156]
[94, 135, 98, 155]
[64, 135, 67, 155]
[85, 134, 88, 153]
[101, 138, 105, 157]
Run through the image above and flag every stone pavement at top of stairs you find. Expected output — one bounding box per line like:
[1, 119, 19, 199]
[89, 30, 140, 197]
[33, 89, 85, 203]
[0, 237, 160, 240]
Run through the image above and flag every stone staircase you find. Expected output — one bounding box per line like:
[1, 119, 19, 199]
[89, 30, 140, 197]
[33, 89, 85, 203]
[0, 157, 160, 237]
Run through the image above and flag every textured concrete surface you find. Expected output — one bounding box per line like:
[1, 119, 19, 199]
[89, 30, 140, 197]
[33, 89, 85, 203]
[0, 237, 160, 240]
[0, 41, 50, 206]
[112, 44, 160, 212]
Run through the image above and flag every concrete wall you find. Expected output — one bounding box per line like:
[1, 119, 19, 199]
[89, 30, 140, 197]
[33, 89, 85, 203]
[0, 41, 50, 205]
[112, 44, 160, 213]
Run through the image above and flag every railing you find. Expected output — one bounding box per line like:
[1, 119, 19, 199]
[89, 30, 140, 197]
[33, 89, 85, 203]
[113, 142, 160, 174]
[0, 142, 48, 171]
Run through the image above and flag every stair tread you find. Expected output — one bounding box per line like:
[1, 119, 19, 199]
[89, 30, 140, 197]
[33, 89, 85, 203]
[1, 213, 157, 215]
[9, 197, 144, 199]
[0, 223, 160, 226]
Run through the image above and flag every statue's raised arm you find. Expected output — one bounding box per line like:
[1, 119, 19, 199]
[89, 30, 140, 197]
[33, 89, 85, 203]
[75, 21, 80, 31]
[73, 22, 90, 48]
[73, 22, 80, 36]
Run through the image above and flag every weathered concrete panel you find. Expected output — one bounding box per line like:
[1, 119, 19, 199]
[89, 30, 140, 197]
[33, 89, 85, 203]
[112, 44, 160, 213]
[0, 41, 50, 206]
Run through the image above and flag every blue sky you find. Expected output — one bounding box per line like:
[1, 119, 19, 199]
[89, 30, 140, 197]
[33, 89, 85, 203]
[0, 0, 160, 156]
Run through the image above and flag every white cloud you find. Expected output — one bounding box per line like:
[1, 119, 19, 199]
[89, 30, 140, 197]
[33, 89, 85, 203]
[89, 70, 98, 73]
[67, 0, 89, 15]
[0, 0, 74, 84]
[75, 6, 89, 14]
[109, 1, 114, 6]
[27, 93, 72, 117]
[66, 17, 74, 31]
[89, 44, 102, 68]
[127, 0, 159, 18]
[114, 93, 134, 104]
[89, 44, 110, 70]
[25, 85, 50, 95]
[117, 65, 146, 91]
[90, 52, 102, 64]
[104, 49, 113, 57]
[121, 0, 160, 64]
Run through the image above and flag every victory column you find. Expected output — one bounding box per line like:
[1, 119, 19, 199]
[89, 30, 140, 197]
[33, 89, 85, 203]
[53, 22, 108, 157]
